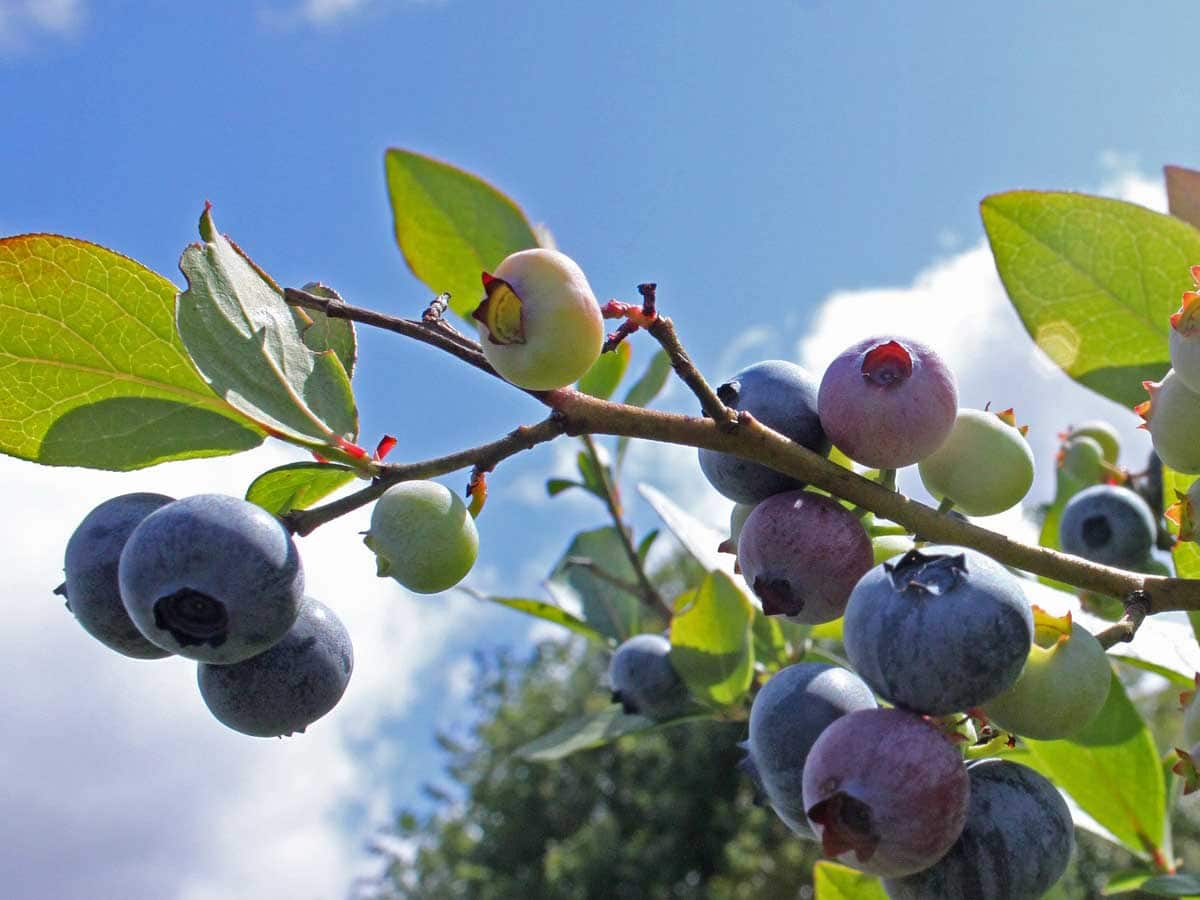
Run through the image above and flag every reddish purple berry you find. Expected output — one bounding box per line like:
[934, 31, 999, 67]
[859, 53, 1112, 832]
[818, 336, 958, 468]
[802, 707, 970, 878]
[736, 490, 873, 624]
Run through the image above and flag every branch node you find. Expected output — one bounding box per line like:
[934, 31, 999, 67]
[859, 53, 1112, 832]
[1096, 590, 1152, 649]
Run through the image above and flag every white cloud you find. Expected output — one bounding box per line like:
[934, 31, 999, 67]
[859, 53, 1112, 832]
[0, 0, 83, 52]
[259, 0, 442, 29]
[796, 168, 1166, 513]
[0, 444, 475, 899]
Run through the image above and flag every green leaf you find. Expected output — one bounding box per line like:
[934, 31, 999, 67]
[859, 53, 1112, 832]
[1025, 670, 1167, 859]
[464, 592, 612, 646]
[295, 282, 357, 379]
[1166, 165, 1200, 231]
[177, 208, 358, 450]
[1163, 467, 1200, 578]
[813, 860, 888, 900]
[981, 191, 1200, 407]
[546, 478, 584, 497]
[577, 341, 631, 400]
[0, 234, 263, 469]
[636, 529, 659, 565]
[514, 705, 706, 761]
[1139, 874, 1200, 898]
[669, 571, 754, 707]
[617, 349, 672, 468]
[1111, 653, 1195, 689]
[547, 527, 643, 642]
[245, 461, 357, 516]
[1103, 868, 1155, 895]
[576, 450, 606, 497]
[637, 483, 738, 578]
[751, 611, 790, 672]
[384, 148, 539, 318]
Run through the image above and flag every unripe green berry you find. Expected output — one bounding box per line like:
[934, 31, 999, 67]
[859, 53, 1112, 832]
[871, 533, 914, 564]
[1138, 370, 1200, 475]
[1065, 420, 1121, 465]
[918, 408, 1034, 516]
[365, 481, 479, 594]
[1058, 436, 1104, 486]
[983, 607, 1110, 740]
[472, 248, 604, 391]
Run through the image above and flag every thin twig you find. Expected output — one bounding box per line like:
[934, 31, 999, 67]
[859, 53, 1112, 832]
[283, 290, 1200, 615]
[1095, 591, 1152, 649]
[579, 434, 672, 619]
[283, 415, 567, 536]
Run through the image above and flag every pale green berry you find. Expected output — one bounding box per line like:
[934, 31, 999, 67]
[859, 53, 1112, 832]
[365, 481, 479, 594]
[1058, 436, 1104, 486]
[472, 248, 604, 391]
[1139, 370, 1200, 474]
[983, 607, 1110, 740]
[918, 408, 1034, 516]
[1065, 420, 1121, 465]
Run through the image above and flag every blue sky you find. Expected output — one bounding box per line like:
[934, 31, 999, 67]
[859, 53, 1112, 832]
[5, 1, 1200, 897]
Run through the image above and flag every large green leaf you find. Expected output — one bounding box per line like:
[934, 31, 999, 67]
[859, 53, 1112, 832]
[1025, 670, 1167, 859]
[1138, 874, 1200, 897]
[813, 861, 888, 900]
[981, 191, 1200, 407]
[245, 461, 358, 516]
[669, 571, 754, 707]
[464, 591, 613, 647]
[0, 234, 262, 469]
[178, 208, 358, 450]
[515, 705, 706, 761]
[295, 282, 357, 379]
[384, 148, 539, 318]
[547, 526, 644, 642]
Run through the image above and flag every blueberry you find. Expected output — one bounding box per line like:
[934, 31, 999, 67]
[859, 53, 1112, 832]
[365, 480, 478, 594]
[818, 335, 958, 469]
[917, 407, 1034, 516]
[1058, 483, 1155, 568]
[736, 490, 873, 624]
[118, 494, 304, 664]
[607, 633, 690, 720]
[59, 492, 176, 659]
[1138, 369, 1200, 474]
[697, 360, 829, 504]
[843, 546, 1033, 714]
[802, 708, 970, 878]
[197, 597, 353, 737]
[884, 759, 1074, 900]
[745, 662, 877, 838]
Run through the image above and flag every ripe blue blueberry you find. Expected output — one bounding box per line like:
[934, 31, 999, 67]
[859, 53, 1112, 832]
[843, 546, 1033, 715]
[1059, 483, 1156, 568]
[118, 494, 304, 664]
[697, 360, 829, 504]
[884, 759, 1074, 900]
[607, 633, 690, 720]
[59, 492, 176, 659]
[197, 597, 354, 737]
[736, 490, 873, 624]
[745, 662, 877, 838]
[817, 336, 958, 469]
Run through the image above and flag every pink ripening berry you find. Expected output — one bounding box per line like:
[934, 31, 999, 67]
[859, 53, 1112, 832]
[817, 336, 958, 469]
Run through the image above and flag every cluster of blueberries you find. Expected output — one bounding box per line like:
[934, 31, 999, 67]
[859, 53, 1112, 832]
[59, 493, 353, 737]
[605, 335, 1131, 898]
